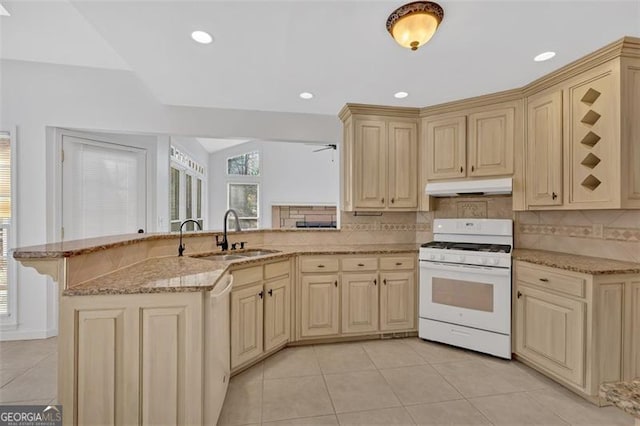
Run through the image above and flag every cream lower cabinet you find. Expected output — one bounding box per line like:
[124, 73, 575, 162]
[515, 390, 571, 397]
[380, 270, 415, 331]
[342, 272, 379, 334]
[231, 260, 291, 370]
[231, 283, 264, 368]
[299, 274, 340, 338]
[514, 261, 640, 404]
[59, 292, 205, 426]
[298, 254, 417, 340]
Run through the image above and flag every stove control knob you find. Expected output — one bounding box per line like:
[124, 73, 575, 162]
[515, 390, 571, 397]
[459, 255, 466, 262]
[481, 258, 488, 265]
[429, 254, 436, 260]
[439, 254, 445, 261]
[491, 258, 500, 266]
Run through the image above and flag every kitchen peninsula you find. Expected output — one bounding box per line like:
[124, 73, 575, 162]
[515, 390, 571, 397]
[13, 229, 420, 425]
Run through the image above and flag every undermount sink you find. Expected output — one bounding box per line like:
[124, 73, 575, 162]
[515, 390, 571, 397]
[193, 249, 280, 262]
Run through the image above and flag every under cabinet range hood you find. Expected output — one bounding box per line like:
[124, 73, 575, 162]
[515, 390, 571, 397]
[425, 177, 512, 197]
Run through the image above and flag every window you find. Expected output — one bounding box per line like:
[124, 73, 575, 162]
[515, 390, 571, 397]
[228, 183, 259, 229]
[0, 135, 11, 316]
[226, 150, 260, 229]
[227, 151, 259, 176]
[170, 145, 205, 231]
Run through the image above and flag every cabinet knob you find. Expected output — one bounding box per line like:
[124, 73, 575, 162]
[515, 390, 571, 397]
[539, 278, 549, 282]
[374, 279, 377, 286]
[471, 165, 475, 172]
[334, 280, 338, 287]
[460, 166, 464, 173]
[258, 290, 264, 299]
[317, 264, 325, 268]
[552, 192, 558, 200]
[383, 279, 387, 285]
[268, 289, 273, 296]
[517, 291, 522, 299]
[391, 198, 395, 204]
[395, 262, 402, 266]
[381, 198, 385, 203]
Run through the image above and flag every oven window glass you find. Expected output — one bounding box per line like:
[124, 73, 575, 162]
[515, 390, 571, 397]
[432, 278, 494, 312]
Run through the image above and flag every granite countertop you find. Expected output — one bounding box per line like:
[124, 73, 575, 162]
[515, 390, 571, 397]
[513, 249, 640, 275]
[600, 379, 640, 419]
[62, 245, 419, 296]
[12, 228, 341, 259]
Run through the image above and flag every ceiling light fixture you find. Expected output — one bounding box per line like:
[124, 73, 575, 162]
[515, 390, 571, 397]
[0, 4, 10, 16]
[534, 51, 556, 62]
[191, 30, 213, 44]
[394, 91, 409, 99]
[386, 1, 444, 51]
[299, 92, 314, 100]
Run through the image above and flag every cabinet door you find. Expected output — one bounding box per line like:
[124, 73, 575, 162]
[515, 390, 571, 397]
[354, 119, 387, 208]
[231, 283, 264, 369]
[388, 121, 418, 209]
[380, 271, 415, 331]
[264, 276, 290, 352]
[424, 115, 466, 180]
[300, 274, 340, 338]
[468, 107, 515, 177]
[342, 273, 379, 334]
[526, 91, 563, 206]
[515, 284, 585, 386]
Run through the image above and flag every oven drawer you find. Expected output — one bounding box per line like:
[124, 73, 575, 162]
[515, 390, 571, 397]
[341, 257, 377, 272]
[515, 262, 586, 298]
[380, 256, 415, 270]
[300, 257, 339, 273]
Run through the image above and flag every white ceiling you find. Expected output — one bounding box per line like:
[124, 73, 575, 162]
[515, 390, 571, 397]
[1, 0, 639, 115]
[196, 137, 253, 153]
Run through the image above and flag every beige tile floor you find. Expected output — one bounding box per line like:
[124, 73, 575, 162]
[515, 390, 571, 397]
[219, 338, 635, 426]
[0, 337, 634, 425]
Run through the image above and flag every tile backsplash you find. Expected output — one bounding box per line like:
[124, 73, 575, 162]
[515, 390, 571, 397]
[515, 210, 640, 263]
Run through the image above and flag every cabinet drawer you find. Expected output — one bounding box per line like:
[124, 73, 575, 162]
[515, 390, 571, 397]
[516, 263, 585, 298]
[341, 257, 378, 272]
[231, 265, 263, 287]
[265, 260, 290, 280]
[300, 257, 339, 273]
[380, 256, 415, 271]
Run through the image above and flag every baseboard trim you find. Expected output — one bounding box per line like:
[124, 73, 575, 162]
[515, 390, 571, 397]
[0, 327, 58, 341]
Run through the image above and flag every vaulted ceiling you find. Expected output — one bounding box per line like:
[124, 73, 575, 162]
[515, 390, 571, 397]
[1, 0, 639, 115]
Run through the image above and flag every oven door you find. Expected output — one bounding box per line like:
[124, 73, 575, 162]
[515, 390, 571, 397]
[419, 260, 511, 334]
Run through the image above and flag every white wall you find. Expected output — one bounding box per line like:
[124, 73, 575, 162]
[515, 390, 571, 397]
[209, 141, 339, 230]
[0, 58, 339, 340]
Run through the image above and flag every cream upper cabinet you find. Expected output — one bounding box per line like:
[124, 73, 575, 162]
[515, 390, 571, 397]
[423, 115, 467, 180]
[354, 119, 387, 209]
[468, 107, 515, 177]
[341, 272, 379, 334]
[300, 274, 340, 338]
[339, 106, 419, 211]
[380, 271, 415, 331]
[422, 103, 518, 181]
[264, 276, 290, 353]
[388, 121, 419, 208]
[526, 90, 563, 206]
[231, 283, 264, 369]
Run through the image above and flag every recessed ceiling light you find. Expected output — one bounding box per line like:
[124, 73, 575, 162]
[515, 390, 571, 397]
[191, 30, 213, 44]
[0, 4, 10, 16]
[394, 91, 409, 99]
[534, 51, 556, 62]
[299, 92, 314, 100]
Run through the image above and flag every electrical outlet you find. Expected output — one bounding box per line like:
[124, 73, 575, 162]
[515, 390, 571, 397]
[592, 223, 604, 238]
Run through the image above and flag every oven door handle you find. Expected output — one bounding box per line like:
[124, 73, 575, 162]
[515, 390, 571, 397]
[420, 261, 510, 276]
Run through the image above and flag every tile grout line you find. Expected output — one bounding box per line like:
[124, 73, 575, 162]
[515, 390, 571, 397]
[313, 344, 341, 423]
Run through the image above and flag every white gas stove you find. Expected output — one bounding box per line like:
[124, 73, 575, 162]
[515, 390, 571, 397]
[419, 219, 513, 359]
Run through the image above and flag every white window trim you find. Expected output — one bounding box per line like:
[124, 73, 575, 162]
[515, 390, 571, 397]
[224, 148, 262, 228]
[1, 128, 18, 328]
